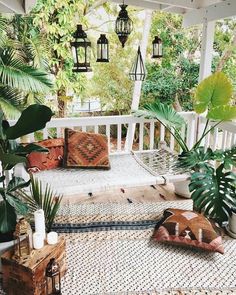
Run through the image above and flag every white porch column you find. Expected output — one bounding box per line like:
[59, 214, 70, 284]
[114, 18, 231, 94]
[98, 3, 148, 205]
[125, 10, 152, 151]
[198, 19, 215, 82]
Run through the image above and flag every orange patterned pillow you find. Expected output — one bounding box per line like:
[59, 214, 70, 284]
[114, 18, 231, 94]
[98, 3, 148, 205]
[27, 138, 64, 173]
[153, 208, 224, 254]
[64, 128, 110, 169]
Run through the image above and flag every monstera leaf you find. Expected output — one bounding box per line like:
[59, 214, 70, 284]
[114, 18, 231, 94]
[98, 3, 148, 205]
[177, 147, 215, 170]
[190, 164, 236, 224]
[214, 146, 236, 169]
[4, 104, 53, 140]
[207, 105, 236, 121]
[136, 101, 185, 129]
[194, 72, 233, 114]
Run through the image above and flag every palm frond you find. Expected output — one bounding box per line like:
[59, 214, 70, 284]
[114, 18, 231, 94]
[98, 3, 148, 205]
[0, 47, 53, 93]
[19, 177, 62, 232]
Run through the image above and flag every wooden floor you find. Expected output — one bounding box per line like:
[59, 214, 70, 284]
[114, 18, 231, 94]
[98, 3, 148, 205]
[62, 184, 184, 205]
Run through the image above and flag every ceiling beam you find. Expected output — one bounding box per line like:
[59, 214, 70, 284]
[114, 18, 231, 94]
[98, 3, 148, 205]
[139, 0, 201, 9]
[183, 0, 236, 27]
[110, 0, 162, 10]
[0, 0, 24, 13]
[24, 0, 37, 13]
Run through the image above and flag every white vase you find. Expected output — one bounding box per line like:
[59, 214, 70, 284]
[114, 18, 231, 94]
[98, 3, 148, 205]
[174, 180, 191, 199]
[229, 211, 236, 234]
[0, 240, 14, 273]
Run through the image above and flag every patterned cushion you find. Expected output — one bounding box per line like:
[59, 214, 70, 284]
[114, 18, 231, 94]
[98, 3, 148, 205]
[64, 129, 110, 169]
[153, 208, 224, 254]
[27, 138, 64, 173]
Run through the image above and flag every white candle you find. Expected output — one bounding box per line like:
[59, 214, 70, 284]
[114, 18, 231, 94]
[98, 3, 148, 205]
[34, 209, 46, 239]
[47, 232, 58, 245]
[33, 232, 44, 249]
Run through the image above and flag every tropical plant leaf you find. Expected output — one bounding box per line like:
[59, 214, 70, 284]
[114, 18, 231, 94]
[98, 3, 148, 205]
[0, 152, 26, 170]
[135, 101, 185, 129]
[7, 176, 31, 192]
[0, 47, 53, 93]
[214, 146, 236, 169]
[194, 72, 233, 114]
[15, 143, 48, 155]
[0, 201, 17, 233]
[207, 105, 236, 121]
[177, 147, 214, 170]
[5, 104, 53, 139]
[190, 164, 236, 224]
[19, 177, 62, 232]
[5, 193, 28, 216]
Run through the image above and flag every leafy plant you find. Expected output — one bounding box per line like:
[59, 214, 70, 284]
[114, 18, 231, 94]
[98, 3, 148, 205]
[18, 177, 62, 232]
[136, 72, 236, 151]
[0, 104, 53, 234]
[177, 146, 236, 224]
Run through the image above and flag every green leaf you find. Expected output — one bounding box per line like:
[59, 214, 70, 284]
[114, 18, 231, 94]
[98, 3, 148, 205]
[194, 72, 233, 114]
[0, 201, 17, 234]
[207, 105, 236, 121]
[5, 104, 53, 140]
[0, 152, 26, 170]
[135, 101, 185, 129]
[5, 194, 28, 216]
[189, 164, 236, 224]
[7, 177, 31, 192]
[177, 147, 214, 170]
[15, 143, 48, 155]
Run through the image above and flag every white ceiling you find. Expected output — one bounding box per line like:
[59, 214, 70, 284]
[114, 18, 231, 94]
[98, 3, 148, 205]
[0, 0, 235, 27]
[110, 0, 236, 27]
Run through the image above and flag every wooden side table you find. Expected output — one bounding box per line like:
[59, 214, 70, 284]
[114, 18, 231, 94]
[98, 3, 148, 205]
[1, 236, 66, 295]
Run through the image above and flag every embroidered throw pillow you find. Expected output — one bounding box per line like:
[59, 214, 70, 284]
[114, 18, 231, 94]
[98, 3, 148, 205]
[64, 128, 110, 169]
[27, 138, 64, 173]
[153, 208, 224, 254]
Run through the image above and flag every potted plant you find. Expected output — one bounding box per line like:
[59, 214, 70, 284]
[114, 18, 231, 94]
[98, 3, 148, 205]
[0, 104, 53, 261]
[136, 72, 236, 197]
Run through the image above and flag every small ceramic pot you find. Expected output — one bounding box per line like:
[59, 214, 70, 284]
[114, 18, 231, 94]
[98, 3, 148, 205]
[229, 211, 236, 234]
[174, 180, 191, 199]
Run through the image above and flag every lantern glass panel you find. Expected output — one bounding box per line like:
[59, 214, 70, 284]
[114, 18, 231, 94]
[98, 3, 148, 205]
[152, 36, 163, 58]
[71, 25, 92, 72]
[97, 34, 109, 62]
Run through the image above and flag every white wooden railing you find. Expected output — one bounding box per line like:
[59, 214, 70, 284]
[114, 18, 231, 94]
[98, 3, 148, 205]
[8, 112, 236, 154]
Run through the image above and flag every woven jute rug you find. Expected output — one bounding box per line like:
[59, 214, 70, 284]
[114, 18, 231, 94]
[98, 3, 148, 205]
[1, 200, 236, 294]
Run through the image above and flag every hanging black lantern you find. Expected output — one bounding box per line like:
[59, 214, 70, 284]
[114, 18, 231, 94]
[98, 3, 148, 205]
[115, 4, 133, 48]
[71, 25, 92, 72]
[152, 36, 163, 58]
[129, 46, 146, 81]
[96, 34, 109, 62]
[46, 258, 61, 295]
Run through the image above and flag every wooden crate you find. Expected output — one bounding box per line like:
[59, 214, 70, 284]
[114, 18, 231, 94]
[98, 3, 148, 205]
[1, 236, 66, 295]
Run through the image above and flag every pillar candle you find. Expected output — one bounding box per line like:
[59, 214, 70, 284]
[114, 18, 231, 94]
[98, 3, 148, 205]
[33, 232, 44, 250]
[47, 232, 58, 245]
[34, 209, 46, 239]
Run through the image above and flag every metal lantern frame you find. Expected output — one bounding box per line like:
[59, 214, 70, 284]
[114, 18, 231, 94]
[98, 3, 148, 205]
[115, 3, 133, 48]
[152, 36, 163, 58]
[129, 46, 147, 81]
[13, 218, 33, 262]
[71, 24, 92, 72]
[46, 258, 62, 295]
[96, 34, 109, 62]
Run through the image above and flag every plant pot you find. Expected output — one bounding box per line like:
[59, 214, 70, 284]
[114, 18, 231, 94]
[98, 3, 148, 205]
[174, 180, 191, 199]
[0, 239, 14, 273]
[229, 211, 236, 234]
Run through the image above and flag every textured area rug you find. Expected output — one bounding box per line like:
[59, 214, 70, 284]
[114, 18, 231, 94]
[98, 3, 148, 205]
[1, 200, 236, 295]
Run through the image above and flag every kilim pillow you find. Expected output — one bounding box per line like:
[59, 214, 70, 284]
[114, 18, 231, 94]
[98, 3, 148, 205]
[64, 128, 110, 169]
[27, 138, 64, 173]
[153, 208, 224, 254]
